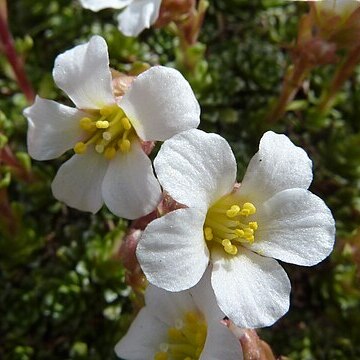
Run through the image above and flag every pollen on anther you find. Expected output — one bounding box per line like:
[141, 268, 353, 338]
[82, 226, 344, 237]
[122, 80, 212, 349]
[119, 139, 131, 153]
[102, 131, 112, 141]
[104, 147, 116, 160]
[96, 120, 110, 129]
[226, 205, 241, 218]
[74, 142, 87, 154]
[121, 117, 132, 130]
[95, 144, 105, 153]
[249, 222, 258, 230]
[204, 227, 213, 241]
[241, 202, 256, 216]
[79, 117, 94, 131]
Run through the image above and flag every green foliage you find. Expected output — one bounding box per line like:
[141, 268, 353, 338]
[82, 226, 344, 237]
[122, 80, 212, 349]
[1, 0, 360, 359]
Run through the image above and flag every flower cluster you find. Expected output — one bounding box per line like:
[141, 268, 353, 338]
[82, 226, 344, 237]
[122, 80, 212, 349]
[24, 35, 336, 359]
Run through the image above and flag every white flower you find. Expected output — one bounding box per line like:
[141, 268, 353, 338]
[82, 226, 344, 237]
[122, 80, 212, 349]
[24, 35, 200, 219]
[137, 129, 335, 328]
[79, 0, 162, 36]
[115, 269, 243, 360]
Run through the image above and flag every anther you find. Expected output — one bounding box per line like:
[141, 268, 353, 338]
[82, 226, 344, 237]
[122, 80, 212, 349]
[222, 239, 232, 247]
[235, 229, 245, 237]
[96, 120, 110, 129]
[80, 117, 94, 131]
[74, 142, 87, 154]
[249, 222, 258, 230]
[121, 117, 132, 130]
[104, 147, 116, 160]
[95, 144, 105, 153]
[241, 202, 256, 216]
[102, 131, 112, 141]
[119, 139, 131, 153]
[204, 227, 213, 241]
[226, 205, 241, 218]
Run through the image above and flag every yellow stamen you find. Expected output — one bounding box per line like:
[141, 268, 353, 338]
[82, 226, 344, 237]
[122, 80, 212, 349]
[104, 147, 117, 160]
[154, 352, 168, 360]
[226, 205, 241, 218]
[74, 142, 87, 154]
[95, 144, 104, 153]
[76, 105, 137, 159]
[204, 227, 213, 241]
[80, 117, 95, 131]
[249, 221, 258, 230]
[96, 120, 109, 129]
[121, 117, 132, 130]
[240, 202, 256, 216]
[119, 139, 131, 153]
[102, 131, 112, 141]
[154, 312, 207, 360]
[203, 197, 258, 256]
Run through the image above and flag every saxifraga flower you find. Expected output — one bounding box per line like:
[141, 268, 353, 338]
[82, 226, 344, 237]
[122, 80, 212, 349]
[137, 129, 335, 328]
[24, 35, 200, 219]
[115, 269, 243, 360]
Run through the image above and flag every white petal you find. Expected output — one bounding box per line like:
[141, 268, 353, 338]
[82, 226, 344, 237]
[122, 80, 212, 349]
[190, 269, 244, 359]
[137, 207, 209, 291]
[102, 140, 161, 219]
[200, 321, 243, 360]
[239, 131, 313, 204]
[117, 0, 162, 36]
[114, 307, 167, 360]
[53, 35, 115, 110]
[119, 66, 200, 141]
[79, 0, 131, 11]
[154, 129, 237, 209]
[24, 96, 85, 160]
[51, 149, 108, 213]
[248, 188, 335, 266]
[190, 267, 225, 321]
[211, 247, 291, 328]
[145, 284, 197, 326]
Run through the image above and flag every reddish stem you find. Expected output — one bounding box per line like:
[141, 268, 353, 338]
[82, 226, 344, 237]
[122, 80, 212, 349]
[0, 1, 35, 103]
[318, 45, 360, 115]
[266, 55, 311, 124]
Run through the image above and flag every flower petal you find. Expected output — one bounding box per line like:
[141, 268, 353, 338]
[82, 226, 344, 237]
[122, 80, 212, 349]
[191, 267, 225, 321]
[190, 269, 243, 359]
[211, 247, 291, 328]
[24, 96, 85, 160]
[114, 306, 167, 360]
[101, 140, 161, 219]
[51, 148, 108, 213]
[137, 207, 209, 292]
[145, 284, 197, 327]
[154, 129, 237, 209]
[53, 35, 115, 110]
[239, 131, 313, 204]
[117, 0, 162, 36]
[248, 188, 335, 266]
[119, 66, 200, 141]
[79, 0, 131, 11]
[200, 320, 243, 360]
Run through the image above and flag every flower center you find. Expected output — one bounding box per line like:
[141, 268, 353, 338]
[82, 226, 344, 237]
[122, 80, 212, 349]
[154, 311, 207, 360]
[73, 105, 136, 159]
[203, 194, 258, 256]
